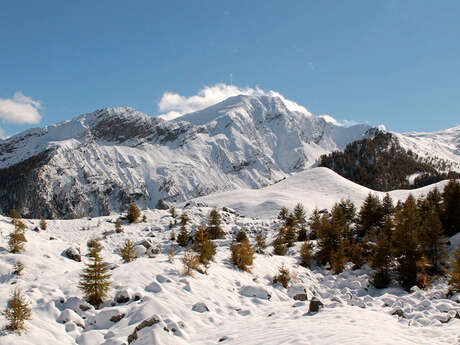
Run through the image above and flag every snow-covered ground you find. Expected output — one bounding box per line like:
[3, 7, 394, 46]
[1, 193, 459, 344]
[190, 167, 452, 219]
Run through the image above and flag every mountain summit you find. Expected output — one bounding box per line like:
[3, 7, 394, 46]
[0, 95, 371, 218]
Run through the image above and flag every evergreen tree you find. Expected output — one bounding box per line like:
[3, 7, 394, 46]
[278, 206, 289, 220]
[115, 219, 123, 233]
[180, 212, 189, 226]
[448, 244, 460, 293]
[235, 228, 248, 243]
[300, 241, 313, 268]
[308, 208, 322, 240]
[3, 288, 31, 333]
[193, 225, 216, 265]
[273, 227, 288, 256]
[330, 241, 346, 274]
[441, 179, 460, 237]
[182, 250, 199, 276]
[40, 217, 47, 230]
[255, 233, 267, 254]
[371, 232, 391, 288]
[357, 193, 383, 238]
[119, 239, 136, 263]
[284, 225, 297, 247]
[381, 193, 395, 218]
[79, 239, 111, 307]
[315, 213, 338, 266]
[127, 202, 141, 223]
[230, 239, 254, 271]
[8, 225, 26, 254]
[177, 223, 190, 247]
[207, 208, 224, 239]
[293, 203, 306, 225]
[391, 194, 422, 291]
[417, 208, 448, 274]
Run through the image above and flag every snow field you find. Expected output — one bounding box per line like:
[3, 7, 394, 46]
[1, 203, 460, 345]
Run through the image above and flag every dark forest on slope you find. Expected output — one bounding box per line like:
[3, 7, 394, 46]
[318, 130, 459, 192]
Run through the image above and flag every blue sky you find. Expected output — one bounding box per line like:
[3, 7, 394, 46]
[1, 0, 459, 137]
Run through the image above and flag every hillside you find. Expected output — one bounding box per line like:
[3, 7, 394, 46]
[318, 131, 459, 191]
[188, 167, 452, 219]
[0, 95, 370, 219]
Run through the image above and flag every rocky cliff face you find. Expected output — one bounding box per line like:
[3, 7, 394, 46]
[0, 95, 371, 218]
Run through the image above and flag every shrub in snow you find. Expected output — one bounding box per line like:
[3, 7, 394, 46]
[231, 239, 254, 271]
[8, 225, 27, 254]
[120, 239, 135, 263]
[79, 239, 111, 308]
[12, 261, 24, 276]
[273, 265, 291, 289]
[182, 250, 199, 276]
[115, 219, 123, 233]
[3, 288, 31, 333]
[40, 216, 47, 230]
[127, 202, 141, 223]
[255, 233, 267, 254]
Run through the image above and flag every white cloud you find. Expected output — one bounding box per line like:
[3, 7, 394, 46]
[157, 83, 312, 120]
[0, 91, 42, 124]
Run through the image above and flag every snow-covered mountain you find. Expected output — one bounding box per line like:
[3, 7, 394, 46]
[0, 95, 371, 218]
[395, 126, 460, 172]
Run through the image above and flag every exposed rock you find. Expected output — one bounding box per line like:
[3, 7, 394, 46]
[63, 246, 81, 262]
[192, 302, 209, 313]
[57, 309, 85, 328]
[391, 308, 405, 318]
[110, 313, 125, 323]
[115, 289, 131, 304]
[127, 315, 161, 344]
[293, 294, 308, 301]
[308, 297, 324, 313]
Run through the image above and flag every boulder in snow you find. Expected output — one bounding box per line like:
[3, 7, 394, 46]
[134, 245, 147, 258]
[240, 286, 271, 300]
[192, 302, 209, 313]
[63, 246, 81, 262]
[127, 315, 161, 344]
[57, 309, 85, 328]
[308, 297, 324, 313]
[115, 289, 131, 304]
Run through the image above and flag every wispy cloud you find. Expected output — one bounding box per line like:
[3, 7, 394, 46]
[0, 91, 42, 124]
[157, 83, 312, 120]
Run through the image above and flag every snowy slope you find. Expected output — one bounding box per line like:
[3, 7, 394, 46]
[190, 167, 452, 219]
[1, 205, 459, 345]
[395, 125, 460, 172]
[0, 95, 370, 218]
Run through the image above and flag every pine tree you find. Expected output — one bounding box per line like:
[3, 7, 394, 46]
[441, 179, 460, 237]
[293, 203, 306, 225]
[255, 233, 267, 254]
[300, 241, 313, 268]
[391, 194, 422, 291]
[230, 239, 254, 271]
[357, 193, 383, 238]
[308, 208, 322, 240]
[278, 206, 289, 220]
[177, 223, 190, 247]
[284, 225, 297, 247]
[273, 227, 288, 256]
[3, 288, 31, 333]
[417, 208, 448, 274]
[315, 213, 338, 266]
[12, 261, 24, 276]
[180, 212, 189, 226]
[40, 217, 47, 230]
[330, 241, 346, 274]
[168, 245, 175, 263]
[127, 202, 141, 223]
[79, 239, 111, 307]
[371, 232, 391, 288]
[8, 218, 27, 254]
[193, 226, 216, 265]
[115, 219, 123, 233]
[381, 193, 395, 218]
[236, 228, 248, 242]
[119, 239, 136, 263]
[207, 208, 224, 239]
[448, 244, 460, 293]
